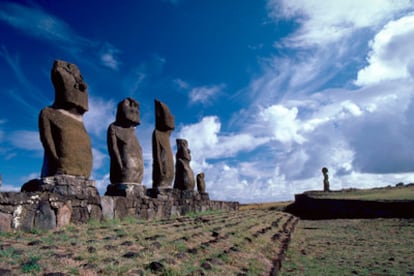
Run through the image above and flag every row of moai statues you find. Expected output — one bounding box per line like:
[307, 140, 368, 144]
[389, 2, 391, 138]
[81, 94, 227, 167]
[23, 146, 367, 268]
[36, 59, 206, 195]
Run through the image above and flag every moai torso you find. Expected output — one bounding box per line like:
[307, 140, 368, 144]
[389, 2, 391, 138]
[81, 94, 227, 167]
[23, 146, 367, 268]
[174, 139, 195, 191]
[107, 98, 143, 184]
[39, 60, 92, 178]
[152, 100, 175, 189]
[196, 173, 206, 193]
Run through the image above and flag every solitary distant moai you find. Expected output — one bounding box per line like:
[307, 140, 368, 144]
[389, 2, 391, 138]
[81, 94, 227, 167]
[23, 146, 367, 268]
[322, 167, 330, 192]
[107, 98, 143, 185]
[196, 172, 206, 193]
[152, 99, 175, 189]
[174, 139, 195, 191]
[39, 60, 92, 178]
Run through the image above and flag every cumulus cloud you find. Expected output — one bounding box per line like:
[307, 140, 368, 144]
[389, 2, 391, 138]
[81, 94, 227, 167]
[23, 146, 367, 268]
[259, 105, 305, 144]
[355, 14, 414, 86]
[176, 116, 269, 160]
[268, 0, 413, 47]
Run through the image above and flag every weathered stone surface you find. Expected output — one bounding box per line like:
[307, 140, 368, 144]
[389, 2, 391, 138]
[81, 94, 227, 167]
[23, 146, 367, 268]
[100, 196, 114, 220]
[0, 212, 12, 232]
[322, 167, 330, 192]
[152, 100, 175, 189]
[34, 200, 56, 230]
[105, 183, 146, 197]
[13, 205, 35, 231]
[174, 139, 195, 191]
[56, 203, 71, 227]
[107, 98, 143, 185]
[39, 60, 92, 178]
[196, 173, 206, 193]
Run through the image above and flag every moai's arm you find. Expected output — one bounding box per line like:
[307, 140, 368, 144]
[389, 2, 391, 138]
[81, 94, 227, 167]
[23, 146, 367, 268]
[107, 125, 123, 171]
[39, 109, 58, 163]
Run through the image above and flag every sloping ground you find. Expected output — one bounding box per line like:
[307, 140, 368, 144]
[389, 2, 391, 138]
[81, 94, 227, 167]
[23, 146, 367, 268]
[280, 218, 414, 275]
[0, 209, 298, 275]
[285, 185, 414, 219]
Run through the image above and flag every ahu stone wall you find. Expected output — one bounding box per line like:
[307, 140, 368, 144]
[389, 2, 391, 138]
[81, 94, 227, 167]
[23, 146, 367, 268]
[0, 176, 239, 232]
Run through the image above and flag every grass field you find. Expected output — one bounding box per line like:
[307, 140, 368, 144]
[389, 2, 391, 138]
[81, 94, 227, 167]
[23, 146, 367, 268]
[0, 209, 297, 275]
[280, 218, 414, 275]
[307, 185, 414, 201]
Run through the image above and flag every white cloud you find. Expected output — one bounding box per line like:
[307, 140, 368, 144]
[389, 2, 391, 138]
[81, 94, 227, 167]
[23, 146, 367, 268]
[189, 84, 224, 104]
[176, 116, 269, 160]
[92, 148, 107, 171]
[93, 173, 110, 195]
[20, 172, 39, 183]
[0, 2, 121, 70]
[8, 130, 42, 151]
[0, 2, 90, 47]
[268, 0, 414, 47]
[84, 96, 116, 137]
[355, 14, 414, 86]
[259, 105, 305, 144]
[100, 43, 121, 70]
[0, 184, 20, 192]
[174, 78, 190, 90]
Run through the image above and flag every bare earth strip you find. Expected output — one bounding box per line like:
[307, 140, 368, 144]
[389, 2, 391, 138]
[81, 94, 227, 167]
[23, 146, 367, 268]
[0, 209, 298, 275]
[280, 218, 414, 276]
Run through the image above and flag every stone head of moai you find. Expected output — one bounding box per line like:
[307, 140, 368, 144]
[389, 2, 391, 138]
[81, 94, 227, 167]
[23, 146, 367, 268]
[176, 138, 191, 161]
[196, 172, 206, 193]
[116, 98, 140, 127]
[39, 60, 92, 178]
[51, 60, 88, 115]
[155, 99, 175, 132]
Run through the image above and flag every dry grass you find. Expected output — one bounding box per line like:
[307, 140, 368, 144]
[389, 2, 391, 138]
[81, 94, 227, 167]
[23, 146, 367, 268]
[280, 218, 414, 275]
[240, 201, 292, 211]
[0, 209, 298, 275]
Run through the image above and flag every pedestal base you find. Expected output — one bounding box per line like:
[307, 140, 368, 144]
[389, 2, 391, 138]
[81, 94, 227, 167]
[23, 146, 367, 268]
[21, 175, 99, 198]
[105, 183, 146, 197]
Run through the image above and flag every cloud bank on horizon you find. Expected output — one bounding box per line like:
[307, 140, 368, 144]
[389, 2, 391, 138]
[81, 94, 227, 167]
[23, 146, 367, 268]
[1, 0, 414, 203]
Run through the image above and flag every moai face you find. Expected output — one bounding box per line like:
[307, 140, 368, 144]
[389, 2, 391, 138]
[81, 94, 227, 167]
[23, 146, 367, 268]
[176, 139, 191, 161]
[116, 98, 140, 127]
[51, 60, 88, 114]
[155, 99, 175, 131]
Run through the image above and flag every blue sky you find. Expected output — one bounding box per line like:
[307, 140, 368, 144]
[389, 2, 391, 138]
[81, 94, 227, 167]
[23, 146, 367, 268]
[2, 0, 414, 203]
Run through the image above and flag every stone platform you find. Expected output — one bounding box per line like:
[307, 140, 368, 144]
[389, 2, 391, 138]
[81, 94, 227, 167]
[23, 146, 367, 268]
[0, 176, 239, 232]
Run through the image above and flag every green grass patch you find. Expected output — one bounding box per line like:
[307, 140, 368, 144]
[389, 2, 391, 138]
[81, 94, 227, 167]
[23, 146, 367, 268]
[308, 185, 414, 201]
[281, 218, 414, 275]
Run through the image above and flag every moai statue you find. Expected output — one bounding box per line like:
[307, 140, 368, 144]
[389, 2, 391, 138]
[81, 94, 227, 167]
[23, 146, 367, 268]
[152, 99, 175, 189]
[39, 60, 92, 178]
[107, 98, 143, 185]
[322, 167, 330, 192]
[196, 172, 206, 193]
[174, 139, 195, 191]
